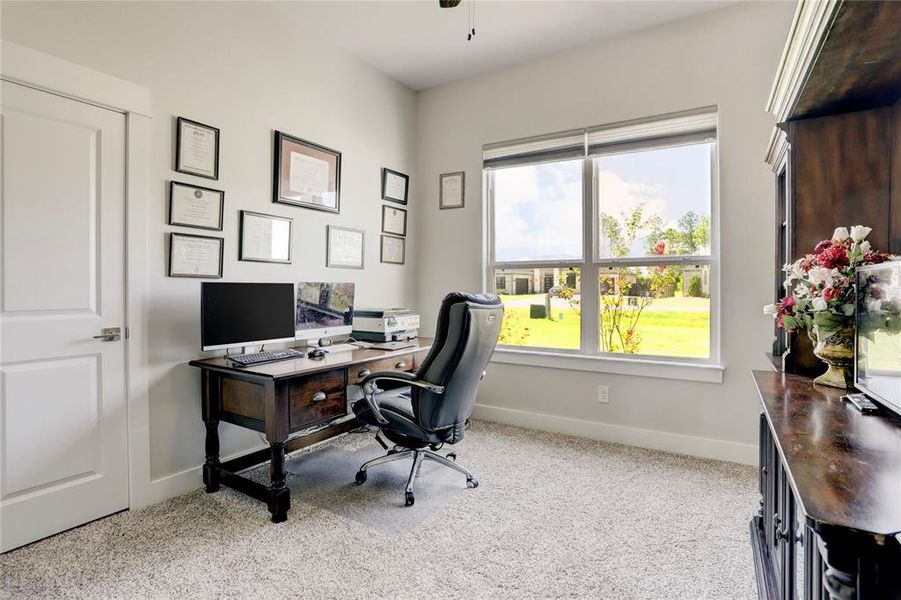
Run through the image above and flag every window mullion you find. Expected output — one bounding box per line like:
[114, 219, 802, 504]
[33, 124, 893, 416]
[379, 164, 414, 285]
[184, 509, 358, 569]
[580, 157, 599, 355]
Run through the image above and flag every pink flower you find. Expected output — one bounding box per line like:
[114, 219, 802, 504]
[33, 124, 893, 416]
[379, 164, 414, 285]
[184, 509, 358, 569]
[822, 287, 838, 301]
[653, 241, 666, 256]
[864, 251, 891, 265]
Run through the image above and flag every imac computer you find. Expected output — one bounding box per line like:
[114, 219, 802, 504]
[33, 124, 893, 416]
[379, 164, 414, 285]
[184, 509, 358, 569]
[201, 282, 296, 351]
[296, 282, 355, 348]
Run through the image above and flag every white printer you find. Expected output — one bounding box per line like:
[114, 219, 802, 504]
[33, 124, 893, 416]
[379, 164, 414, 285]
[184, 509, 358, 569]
[352, 308, 420, 342]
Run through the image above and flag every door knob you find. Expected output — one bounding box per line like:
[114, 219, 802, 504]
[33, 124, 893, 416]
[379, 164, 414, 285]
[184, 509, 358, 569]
[93, 327, 122, 342]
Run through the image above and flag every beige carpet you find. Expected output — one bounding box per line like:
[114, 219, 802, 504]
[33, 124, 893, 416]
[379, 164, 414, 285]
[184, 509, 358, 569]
[0, 421, 758, 599]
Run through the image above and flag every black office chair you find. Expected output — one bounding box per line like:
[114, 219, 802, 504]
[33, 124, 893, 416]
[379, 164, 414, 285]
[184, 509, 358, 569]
[351, 292, 503, 506]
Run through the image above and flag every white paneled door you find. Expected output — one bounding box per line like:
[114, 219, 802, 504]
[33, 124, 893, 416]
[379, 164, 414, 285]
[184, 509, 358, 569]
[0, 81, 129, 552]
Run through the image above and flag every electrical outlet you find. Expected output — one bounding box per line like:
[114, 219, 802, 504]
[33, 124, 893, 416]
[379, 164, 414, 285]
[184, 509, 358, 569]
[597, 385, 610, 404]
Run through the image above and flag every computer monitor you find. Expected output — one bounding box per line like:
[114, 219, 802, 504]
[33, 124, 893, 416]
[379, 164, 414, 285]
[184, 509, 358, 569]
[201, 282, 296, 351]
[295, 282, 355, 345]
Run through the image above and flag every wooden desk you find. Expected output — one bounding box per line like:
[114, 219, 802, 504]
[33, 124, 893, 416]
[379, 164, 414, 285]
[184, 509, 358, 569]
[189, 339, 432, 522]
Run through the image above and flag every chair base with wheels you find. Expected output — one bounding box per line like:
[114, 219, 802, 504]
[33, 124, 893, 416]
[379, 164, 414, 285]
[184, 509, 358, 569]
[354, 432, 478, 506]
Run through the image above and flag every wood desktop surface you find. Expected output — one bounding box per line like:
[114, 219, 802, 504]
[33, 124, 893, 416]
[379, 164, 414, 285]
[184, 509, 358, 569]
[190, 337, 433, 380]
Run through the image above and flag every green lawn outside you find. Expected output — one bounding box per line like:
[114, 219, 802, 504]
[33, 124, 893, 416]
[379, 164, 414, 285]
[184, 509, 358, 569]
[500, 300, 710, 358]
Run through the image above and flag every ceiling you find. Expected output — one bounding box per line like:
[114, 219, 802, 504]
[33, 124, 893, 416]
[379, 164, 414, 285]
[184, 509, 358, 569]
[292, 1, 735, 90]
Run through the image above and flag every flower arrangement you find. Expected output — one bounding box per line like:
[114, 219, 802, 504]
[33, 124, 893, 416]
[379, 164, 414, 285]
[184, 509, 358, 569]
[763, 225, 895, 387]
[764, 226, 893, 339]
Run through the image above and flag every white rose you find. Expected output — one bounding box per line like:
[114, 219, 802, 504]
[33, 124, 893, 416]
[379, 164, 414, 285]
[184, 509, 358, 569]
[850, 225, 872, 242]
[808, 267, 836, 287]
[832, 227, 850, 242]
[794, 283, 810, 298]
[812, 297, 828, 311]
[763, 304, 778, 315]
[859, 240, 871, 254]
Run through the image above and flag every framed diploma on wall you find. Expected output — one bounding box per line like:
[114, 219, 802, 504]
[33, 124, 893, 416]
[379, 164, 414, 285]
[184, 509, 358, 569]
[381, 168, 409, 205]
[175, 117, 220, 180]
[381, 205, 407, 236]
[439, 171, 465, 209]
[239, 211, 292, 264]
[326, 225, 364, 269]
[273, 131, 341, 213]
[169, 181, 224, 231]
[168, 232, 224, 278]
[380, 234, 405, 265]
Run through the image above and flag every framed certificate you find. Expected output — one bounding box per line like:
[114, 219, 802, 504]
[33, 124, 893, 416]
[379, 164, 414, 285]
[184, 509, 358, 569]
[239, 211, 292, 264]
[326, 225, 364, 269]
[380, 234, 405, 265]
[381, 168, 409, 205]
[381, 205, 407, 236]
[439, 171, 465, 209]
[168, 232, 223, 278]
[273, 131, 341, 213]
[169, 181, 224, 231]
[175, 117, 220, 180]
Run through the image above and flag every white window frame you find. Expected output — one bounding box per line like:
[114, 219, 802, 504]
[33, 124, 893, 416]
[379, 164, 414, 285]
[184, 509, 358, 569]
[483, 112, 723, 383]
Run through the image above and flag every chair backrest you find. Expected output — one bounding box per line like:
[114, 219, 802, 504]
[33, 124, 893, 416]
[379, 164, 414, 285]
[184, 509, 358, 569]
[412, 292, 503, 442]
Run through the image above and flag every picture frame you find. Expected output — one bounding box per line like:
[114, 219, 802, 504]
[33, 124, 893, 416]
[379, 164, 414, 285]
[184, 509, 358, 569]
[326, 225, 364, 269]
[381, 167, 409, 205]
[381, 205, 407, 237]
[168, 232, 223, 278]
[239, 210, 292, 264]
[273, 130, 341, 213]
[175, 117, 220, 180]
[380, 234, 405, 265]
[168, 181, 224, 231]
[439, 171, 465, 209]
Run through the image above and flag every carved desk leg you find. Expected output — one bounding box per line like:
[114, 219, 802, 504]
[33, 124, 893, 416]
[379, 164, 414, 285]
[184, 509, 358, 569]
[201, 371, 221, 493]
[268, 441, 289, 523]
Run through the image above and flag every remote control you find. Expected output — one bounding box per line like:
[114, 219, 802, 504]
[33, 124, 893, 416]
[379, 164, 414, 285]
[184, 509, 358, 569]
[842, 393, 880, 414]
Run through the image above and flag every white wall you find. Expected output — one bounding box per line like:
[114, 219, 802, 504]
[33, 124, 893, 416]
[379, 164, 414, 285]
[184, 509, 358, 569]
[413, 2, 795, 463]
[1, 2, 418, 491]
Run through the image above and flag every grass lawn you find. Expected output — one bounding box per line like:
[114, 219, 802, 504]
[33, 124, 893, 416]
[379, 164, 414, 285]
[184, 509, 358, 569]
[500, 299, 710, 358]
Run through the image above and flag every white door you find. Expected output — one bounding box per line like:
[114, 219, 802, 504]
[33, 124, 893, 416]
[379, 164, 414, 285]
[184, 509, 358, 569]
[0, 81, 128, 552]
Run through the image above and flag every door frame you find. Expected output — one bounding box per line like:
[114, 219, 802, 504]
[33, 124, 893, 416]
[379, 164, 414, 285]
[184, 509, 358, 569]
[1, 40, 156, 510]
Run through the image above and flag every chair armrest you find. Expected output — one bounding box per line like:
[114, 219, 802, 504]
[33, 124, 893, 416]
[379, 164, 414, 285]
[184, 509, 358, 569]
[359, 371, 445, 426]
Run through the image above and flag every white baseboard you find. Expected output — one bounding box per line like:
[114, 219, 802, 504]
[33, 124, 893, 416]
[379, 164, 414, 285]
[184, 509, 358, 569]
[472, 404, 757, 465]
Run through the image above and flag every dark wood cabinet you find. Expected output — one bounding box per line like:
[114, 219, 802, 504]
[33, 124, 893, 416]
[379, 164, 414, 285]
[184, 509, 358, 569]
[765, 1, 901, 372]
[751, 371, 901, 600]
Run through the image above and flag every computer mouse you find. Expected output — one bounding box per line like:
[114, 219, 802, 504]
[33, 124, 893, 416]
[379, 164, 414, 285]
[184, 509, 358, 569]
[308, 348, 328, 359]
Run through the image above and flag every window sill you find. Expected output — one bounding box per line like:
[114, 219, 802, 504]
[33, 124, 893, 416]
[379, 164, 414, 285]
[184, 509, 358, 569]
[490, 348, 724, 384]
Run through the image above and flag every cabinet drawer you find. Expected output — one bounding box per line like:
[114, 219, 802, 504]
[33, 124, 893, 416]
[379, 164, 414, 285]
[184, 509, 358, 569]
[348, 355, 415, 384]
[289, 368, 347, 431]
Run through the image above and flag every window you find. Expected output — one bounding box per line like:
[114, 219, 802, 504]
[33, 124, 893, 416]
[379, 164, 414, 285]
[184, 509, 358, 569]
[485, 108, 718, 364]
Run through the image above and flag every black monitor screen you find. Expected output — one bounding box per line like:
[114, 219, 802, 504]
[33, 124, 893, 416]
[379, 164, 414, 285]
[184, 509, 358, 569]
[855, 263, 901, 416]
[201, 282, 295, 350]
[296, 282, 355, 331]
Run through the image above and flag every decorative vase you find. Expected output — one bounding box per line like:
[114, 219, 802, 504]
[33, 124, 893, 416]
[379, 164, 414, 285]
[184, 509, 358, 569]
[810, 324, 855, 388]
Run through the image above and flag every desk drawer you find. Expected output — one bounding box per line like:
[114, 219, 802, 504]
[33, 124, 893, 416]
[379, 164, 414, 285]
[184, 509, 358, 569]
[412, 350, 430, 370]
[289, 369, 347, 431]
[348, 355, 415, 384]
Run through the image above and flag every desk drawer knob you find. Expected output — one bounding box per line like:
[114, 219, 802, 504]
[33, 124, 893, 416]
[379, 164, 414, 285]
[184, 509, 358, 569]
[312, 392, 327, 403]
[358, 369, 371, 379]
[394, 361, 407, 370]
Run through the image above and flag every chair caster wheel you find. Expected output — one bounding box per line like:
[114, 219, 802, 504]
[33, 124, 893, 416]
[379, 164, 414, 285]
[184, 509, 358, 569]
[405, 491, 415, 506]
[355, 470, 367, 485]
[467, 477, 479, 489]
[446, 452, 457, 461]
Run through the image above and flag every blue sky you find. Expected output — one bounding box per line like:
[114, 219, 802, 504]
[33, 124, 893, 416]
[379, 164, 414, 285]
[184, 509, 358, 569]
[494, 143, 712, 262]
